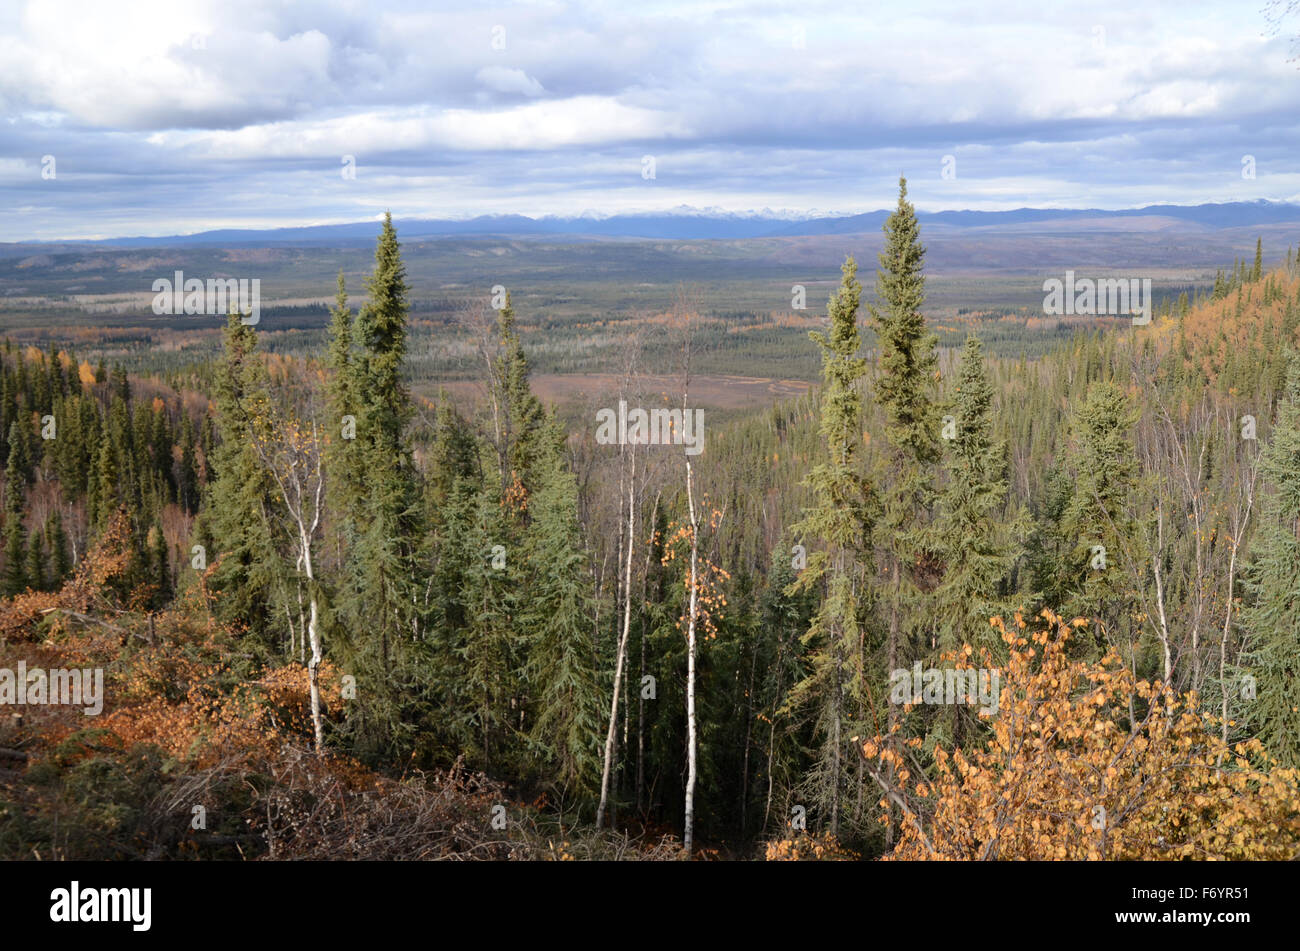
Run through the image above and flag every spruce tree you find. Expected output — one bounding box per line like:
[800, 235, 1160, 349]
[2, 441, 26, 597]
[151, 521, 172, 608]
[337, 214, 430, 760]
[1057, 381, 1139, 651]
[1241, 352, 1300, 766]
[444, 481, 516, 772]
[178, 412, 199, 514]
[24, 530, 44, 592]
[66, 351, 82, 397]
[6, 421, 30, 485]
[47, 510, 70, 582]
[494, 293, 546, 498]
[325, 270, 363, 556]
[2, 522, 25, 597]
[520, 431, 603, 796]
[933, 335, 1021, 659]
[206, 311, 282, 647]
[785, 256, 876, 837]
[865, 176, 941, 845]
[94, 438, 119, 531]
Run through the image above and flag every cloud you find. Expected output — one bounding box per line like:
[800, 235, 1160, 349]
[475, 66, 545, 98]
[0, 0, 1297, 240]
[145, 96, 690, 157]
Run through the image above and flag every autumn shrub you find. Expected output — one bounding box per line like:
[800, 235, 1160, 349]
[859, 610, 1300, 860]
[0, 509, 135, 643]
[764, 830, 860, 861]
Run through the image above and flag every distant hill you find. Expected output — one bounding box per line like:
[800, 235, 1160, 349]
[9, 200, 1300, 249]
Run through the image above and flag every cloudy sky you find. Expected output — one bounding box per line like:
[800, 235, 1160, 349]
[1, 0, 1297, 241]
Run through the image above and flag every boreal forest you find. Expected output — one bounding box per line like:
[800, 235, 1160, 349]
[3, 179, 1300, 861]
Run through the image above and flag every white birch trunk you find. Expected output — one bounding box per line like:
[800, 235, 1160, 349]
[597, 446, 637, 828]
[684, 456, 699, 856]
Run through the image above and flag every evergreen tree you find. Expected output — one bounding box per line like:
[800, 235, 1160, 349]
[785, 256, 876, 838]
[933, 335, 1022, 660]
[520, 434, 604, 796]
[1241, 352, 1300, 766]
[47, 510, 70, 582]
[94, 440, 119, 531]
[863, 176, 942, 846]
[2, 438, 26, 597]
[753, 546, 815, 836]
[6, 421, 30, 485]
[151, 521, 172, 608]
[2, 522, 25, 596]
[66, 351, 82, 397]
[494, 293, 546, 498]
[336, 214, 430, 760]
[178, 411, 199, 514]
[206, 312, 282, 648]
[1057, 381, 1139, 651]
[325, 270, 363, 554]
[869, 178, 939, 739]
[438, 479, 516, 772]
[24, 530, 44, 592]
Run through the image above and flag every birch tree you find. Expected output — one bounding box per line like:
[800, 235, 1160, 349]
[250, 395, 328, 753]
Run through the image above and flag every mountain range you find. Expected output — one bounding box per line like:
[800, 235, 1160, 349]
[10, 200, 1300, 249]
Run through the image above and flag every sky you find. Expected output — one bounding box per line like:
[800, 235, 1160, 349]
[0, 0, 1297, 241]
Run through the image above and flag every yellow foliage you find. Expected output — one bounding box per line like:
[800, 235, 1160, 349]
[765, 830, 859, 861]
[861, 610, 1300, 860]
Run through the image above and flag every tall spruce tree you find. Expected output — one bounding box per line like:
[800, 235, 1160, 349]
[933, 335, 1022, 659]
[1241, 352, 1300, 766]
[520, 428, 604, 797]
[494, 293, 546, 499]
[2, 437, 26, 597]
[863, 176, 943, 847]
[325, 270, 363, 561]
[870, 175, 940, 657]
[206, 311, 282, 648]
[337, 213, 431, 761]
[1057, 381, 1139, 652]
[868, 177, 939, 844]
[785, 256, 876, 838]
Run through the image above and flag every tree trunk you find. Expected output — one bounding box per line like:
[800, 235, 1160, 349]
[596, 448, 637, 828]
[684, 457, 700, 856]
[885, 555, 899, 848]
[301, 528, 324, 755]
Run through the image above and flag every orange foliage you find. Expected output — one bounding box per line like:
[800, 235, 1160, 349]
[765, 830, 860, 861]
[0, 509, 134, 641]
[659, 507, 731, 641]
[860, 610, 1300, 860]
